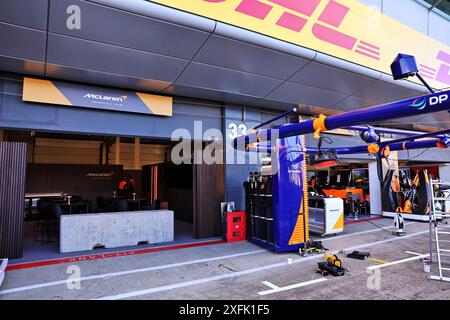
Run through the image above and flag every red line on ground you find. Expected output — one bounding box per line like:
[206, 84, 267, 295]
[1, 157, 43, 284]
[6, 240, 225, 271]
[345, 216, 384, 225]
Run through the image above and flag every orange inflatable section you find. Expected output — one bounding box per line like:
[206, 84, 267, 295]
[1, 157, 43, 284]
[322, 188, 367, 202]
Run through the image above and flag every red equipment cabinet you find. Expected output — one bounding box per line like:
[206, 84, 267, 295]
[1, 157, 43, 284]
[225, 211, 246, 242]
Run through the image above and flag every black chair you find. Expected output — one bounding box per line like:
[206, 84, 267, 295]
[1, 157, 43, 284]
[34, 199, 53, 240]
[70, 200, 91, 214]
[39, 203, 69, 245]
[70, 195, 82, 202]
[127, 200, 140, 211]
[96, 196, 110, 212]
[143, 199, 161, 210]
[114, 199, 129, 212]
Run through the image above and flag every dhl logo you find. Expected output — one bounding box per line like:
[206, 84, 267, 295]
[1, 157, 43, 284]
[204, 0, 381, 60]
[153, 0, 450, 88]
[203, 0, 450, 87]
[418, 51, 450, 87]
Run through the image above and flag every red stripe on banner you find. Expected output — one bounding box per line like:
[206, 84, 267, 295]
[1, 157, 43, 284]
[355, 49, 380, 60]
[356, 45, 380, 56]
[419, 64, 437, 73]
[419, 68, 435, 76]
[358, 40, 380, 50]
[6, 240, 225, 271]
[420, 73, 434, 79]
[345, 216, 384, 225]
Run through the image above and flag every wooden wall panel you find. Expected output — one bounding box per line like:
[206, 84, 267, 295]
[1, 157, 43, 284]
[142, 163, 194, 223]
[193, 164, 224, 238]
[109, 143, 167, 169]
[5, 131, 34, 163]
[26, 164, 123, 210]
[33, 138, 101, 165]
[143, 162, 224, 238]
[0, 142, 27, 259]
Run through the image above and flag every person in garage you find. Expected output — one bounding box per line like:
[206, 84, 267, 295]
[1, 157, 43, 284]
[118, 176, 129, 197]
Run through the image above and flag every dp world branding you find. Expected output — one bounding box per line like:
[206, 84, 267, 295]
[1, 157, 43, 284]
[83, 93, 128, 106]
[430, 94, 448, 106]
[409, 94, 448, 110]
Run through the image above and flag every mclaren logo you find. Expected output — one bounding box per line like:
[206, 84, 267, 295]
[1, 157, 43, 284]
[83, 93, 128, 102]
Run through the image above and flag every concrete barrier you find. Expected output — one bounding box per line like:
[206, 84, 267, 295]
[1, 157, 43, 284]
[60, 210, 174, 253]
[0, 258, 7, 287]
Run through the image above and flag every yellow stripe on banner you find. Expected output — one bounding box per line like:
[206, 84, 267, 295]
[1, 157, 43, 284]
[22, 77, 72, 106]
[288, 205, 307, 245]
[136, 93, 173, 116]
[288, 136, 309, 245]
[332, 213, 344, 230]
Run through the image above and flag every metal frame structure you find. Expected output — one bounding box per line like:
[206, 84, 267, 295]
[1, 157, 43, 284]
[235, 54, 450, 253]
[428, 178, 450, 282]
[234, 90, 450, 150]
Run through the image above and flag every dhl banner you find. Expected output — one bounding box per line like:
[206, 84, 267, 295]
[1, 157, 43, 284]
[150, 0, 450, 90]
[22, 77, 173, 116]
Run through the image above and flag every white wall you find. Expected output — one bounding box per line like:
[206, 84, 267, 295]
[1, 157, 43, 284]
[359, 0, 450, 46]
[369, 161, 382, 215]
[439, 165, 450, 182]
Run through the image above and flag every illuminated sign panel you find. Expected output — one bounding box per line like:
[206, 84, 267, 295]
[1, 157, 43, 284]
[22, 77, 173, 116]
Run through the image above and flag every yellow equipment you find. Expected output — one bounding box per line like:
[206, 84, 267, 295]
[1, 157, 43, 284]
[324, 254, 342, 268]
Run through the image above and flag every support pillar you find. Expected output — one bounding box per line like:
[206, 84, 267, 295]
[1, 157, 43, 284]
[134, 137, 140, 170]
[115, 137, 120, 165]
[101, 142, 107, 165]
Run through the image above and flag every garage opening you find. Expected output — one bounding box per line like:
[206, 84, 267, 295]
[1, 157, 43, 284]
[3, 129, 223, 262]
[308, 161, 371, 223]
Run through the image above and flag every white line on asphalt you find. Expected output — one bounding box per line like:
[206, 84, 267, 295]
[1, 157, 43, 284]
[320, 222, 417, 242]
[261, 281, 279, 290]
[367, 253, 429, 270]
[257, 278, 327, 296]
[0, 249, 265, 295]
[342, 230, 428, 253]
[405, 251, 424, 256]
[96, 230, 428, 300]
[95, 261, 291, 300]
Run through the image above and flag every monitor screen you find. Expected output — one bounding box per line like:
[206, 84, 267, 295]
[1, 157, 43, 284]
[352, 169, 368, 186]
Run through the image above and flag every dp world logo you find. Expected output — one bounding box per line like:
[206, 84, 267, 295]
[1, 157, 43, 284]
[408, 98, 427, 110]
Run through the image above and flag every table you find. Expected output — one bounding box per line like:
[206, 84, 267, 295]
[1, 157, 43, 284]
[25, 192, 63, 217]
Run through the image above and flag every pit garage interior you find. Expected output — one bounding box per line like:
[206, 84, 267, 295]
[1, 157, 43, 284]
[0, 0, 450, 300]
[1, 128, 224, 263]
